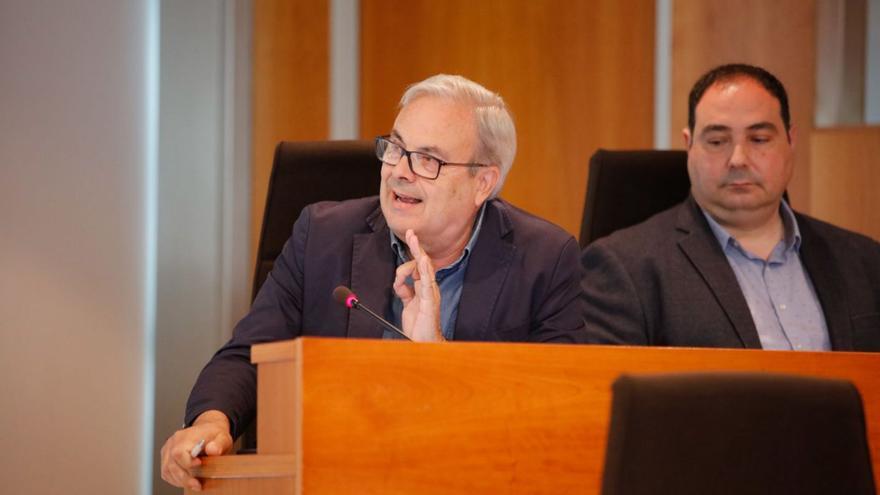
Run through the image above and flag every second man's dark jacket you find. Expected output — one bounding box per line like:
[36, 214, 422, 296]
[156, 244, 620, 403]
[581, 196, 880, 351]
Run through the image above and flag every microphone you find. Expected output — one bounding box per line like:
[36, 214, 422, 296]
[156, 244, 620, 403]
[332, 286, 411, 341]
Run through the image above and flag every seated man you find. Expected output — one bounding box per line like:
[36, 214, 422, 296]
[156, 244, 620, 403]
[581, 63, 880, 351]
[162, 74, 585, 490]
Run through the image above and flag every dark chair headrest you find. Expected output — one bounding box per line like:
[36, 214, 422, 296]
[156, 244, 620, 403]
[601, 372, 876, 495]
[253, 140, 380, 299]
[580, 149, 690, 247]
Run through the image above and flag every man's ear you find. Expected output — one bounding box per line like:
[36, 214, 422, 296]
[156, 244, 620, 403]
[475, 165, 500, 205]
[682, 127, 693, 149]
[787, 124, 797, 150]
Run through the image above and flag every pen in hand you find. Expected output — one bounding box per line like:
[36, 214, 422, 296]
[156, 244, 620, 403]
[190, 439, 206, 458]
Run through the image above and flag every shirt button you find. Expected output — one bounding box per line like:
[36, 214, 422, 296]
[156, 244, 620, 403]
[779, 304, 787, 310]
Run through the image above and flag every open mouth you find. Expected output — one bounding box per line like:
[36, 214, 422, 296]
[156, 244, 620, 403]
[393, 191, 423, 205]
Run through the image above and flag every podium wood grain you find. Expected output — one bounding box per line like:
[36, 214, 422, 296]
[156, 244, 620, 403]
[191, 338, 880, 494]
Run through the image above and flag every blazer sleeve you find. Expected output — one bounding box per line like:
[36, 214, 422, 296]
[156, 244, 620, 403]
[528, 236, 588, 343]
[580, 240, 650, 345]
[183, 206, 312, 438]
[847, 232, 880, 351]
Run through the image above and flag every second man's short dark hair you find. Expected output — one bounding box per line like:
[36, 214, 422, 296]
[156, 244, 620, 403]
[687, 63, 791, 133]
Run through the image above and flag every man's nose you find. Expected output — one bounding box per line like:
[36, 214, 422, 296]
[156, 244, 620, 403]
[728, 143, 750, 168]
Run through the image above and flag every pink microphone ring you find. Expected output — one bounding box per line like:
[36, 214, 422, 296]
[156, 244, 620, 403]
[345, 294, 358, 308]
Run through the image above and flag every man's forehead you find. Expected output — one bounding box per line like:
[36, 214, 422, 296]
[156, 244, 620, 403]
[694, 78, 783, 129]
[391, 96, 478, 154]
[389, 129, 443, 154]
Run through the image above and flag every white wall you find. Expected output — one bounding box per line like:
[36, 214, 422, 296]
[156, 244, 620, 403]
[152, 1, 251, 494]
[0, 1, 251, 493]
[868, 0, 880, 123]
[0, 0, 158, 493]
[330, 0, 360, 139]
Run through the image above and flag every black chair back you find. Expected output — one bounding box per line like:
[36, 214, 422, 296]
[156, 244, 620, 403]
[252, 140, 380, 299]
[601, 372, 876, 495]
[579, 149, 689, 247]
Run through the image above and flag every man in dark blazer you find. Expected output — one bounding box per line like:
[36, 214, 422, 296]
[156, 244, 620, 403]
[161, 74, 584, 491]
[581, 63, 880, 351]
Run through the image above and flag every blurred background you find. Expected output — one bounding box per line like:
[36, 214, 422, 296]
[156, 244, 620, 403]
[1, 0, 877, 493]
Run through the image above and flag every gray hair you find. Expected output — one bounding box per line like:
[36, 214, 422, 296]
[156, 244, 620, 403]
[400, 74, 516, 198]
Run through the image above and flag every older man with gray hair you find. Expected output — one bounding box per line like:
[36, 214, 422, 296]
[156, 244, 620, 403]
[160, 74, 585, 490]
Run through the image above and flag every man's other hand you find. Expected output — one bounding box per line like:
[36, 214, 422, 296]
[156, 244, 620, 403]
[160, 410, 233, 492]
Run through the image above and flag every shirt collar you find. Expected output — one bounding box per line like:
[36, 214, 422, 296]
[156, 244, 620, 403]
[389, 202, 488, 270]
[701, 198, 802, 253]
[779, 199, 802, 251]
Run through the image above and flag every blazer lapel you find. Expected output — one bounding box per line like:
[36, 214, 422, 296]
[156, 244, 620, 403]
[455, 200, 515, 341]
[676, 197, 762, 348]
[797, 215, 853, 350]
[348, 206, 395, 339]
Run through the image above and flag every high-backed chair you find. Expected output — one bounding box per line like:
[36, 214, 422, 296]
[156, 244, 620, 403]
[242, 140, 379, 452]
[579, 149, 689, 248]
[601, 372, 877, 495]
[252, 140, 380, 298]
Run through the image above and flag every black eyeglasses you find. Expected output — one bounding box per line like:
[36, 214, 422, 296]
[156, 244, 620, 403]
[374, 135, 489, 180]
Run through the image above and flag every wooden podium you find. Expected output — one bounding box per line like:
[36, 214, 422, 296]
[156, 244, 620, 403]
[189, 338, 880, 494]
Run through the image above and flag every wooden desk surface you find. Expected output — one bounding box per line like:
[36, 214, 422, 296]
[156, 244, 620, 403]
[195, 339, 880, 494]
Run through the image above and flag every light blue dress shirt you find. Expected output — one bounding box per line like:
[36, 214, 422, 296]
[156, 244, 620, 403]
[385, 203, 487, 340]
[702, 201, 830, 351]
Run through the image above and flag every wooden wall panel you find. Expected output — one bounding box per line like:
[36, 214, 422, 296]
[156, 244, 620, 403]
[251, 0, 329, 268]
[810, 126, 880, 241]
[671, 0, 816, 212]
[360, 0, 655, 236]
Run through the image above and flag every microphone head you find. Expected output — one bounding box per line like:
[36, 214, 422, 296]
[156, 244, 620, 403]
[332, 285, 358, 309]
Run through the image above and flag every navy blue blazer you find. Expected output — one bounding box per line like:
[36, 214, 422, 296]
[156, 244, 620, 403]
[187, 196, 585, 436]
[581, 196, 880, 351]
